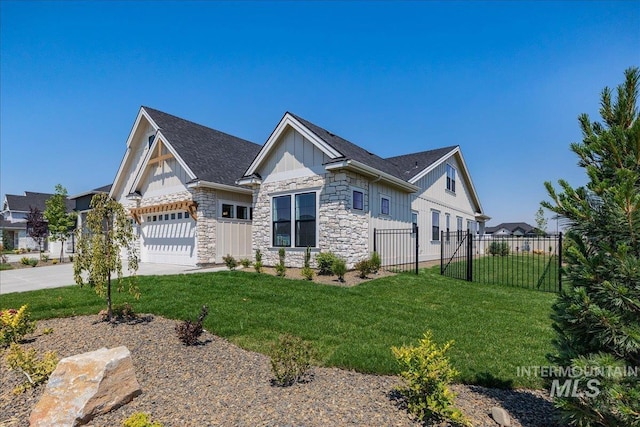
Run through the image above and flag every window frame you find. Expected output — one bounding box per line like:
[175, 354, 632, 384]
[271, 190, 319, 248]
[218, 200, 253, 222]
[445, 213, 451, 242]
[431, 210, 440, 241]
[352, 188, 365, 212]
[446, 164, 457, 193]
[380, 195, 391, 216]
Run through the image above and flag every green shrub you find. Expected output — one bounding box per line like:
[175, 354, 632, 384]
[303, 246, 311, 268]
[122, 412, 164, 427]
[276, 248, 286, 277]
[20, 257, 30, 265]
[392, 331, 470, 426]
[0, 305, 37, 347]
[488, 241, 509, 256]
[28, 258, 38, 267]
[239, 258, 251, 268]
[316, 251, 337, 275]
[301, 266, 314, 281]
[5, 343, 58, 394]
[354, 259, 372, 279]
[175, 305, 208, 346]
[370, 251, 381, 274]
[332, 257, 347, 282]
[270, 333, 313, 387]
[254, 250, 263, 273]
[41, 254, 49, 262]
[223, 254, 237, 270]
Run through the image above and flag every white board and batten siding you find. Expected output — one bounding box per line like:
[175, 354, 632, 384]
[216, 190, 253, 264]
[411, 155, 480, 262]
[259, 128, 329, 182]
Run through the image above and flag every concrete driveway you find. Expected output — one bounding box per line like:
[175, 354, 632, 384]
[0, 262, 229, 295]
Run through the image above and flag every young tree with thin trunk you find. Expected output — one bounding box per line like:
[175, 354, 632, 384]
[26, 207, 48, 258]
[534, 206, 547, 236]
[73, 193, 139, 322]
[542, 67, 640, 426]
[44, 184, 76, 262]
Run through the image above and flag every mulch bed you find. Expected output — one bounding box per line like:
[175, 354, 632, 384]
[0, 315, 558, 427]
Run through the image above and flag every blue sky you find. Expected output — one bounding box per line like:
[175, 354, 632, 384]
[1, 1, 638, 227]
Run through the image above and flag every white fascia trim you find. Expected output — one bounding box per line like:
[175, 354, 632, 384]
[453, 149, 485, 216]
[243, 113, 342, 177]
[325, 160, 419, 193]
[407, 146, 460, 184]
[128, 131, 197, 195]
[188, 180, 254, 195]
[236, 177, 263, 186]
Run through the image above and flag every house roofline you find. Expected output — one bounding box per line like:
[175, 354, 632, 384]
[325, 160, 419, 193]
[187, 180, 254, 195]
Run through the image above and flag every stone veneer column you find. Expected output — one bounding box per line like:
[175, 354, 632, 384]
[193, 188, 217, 265]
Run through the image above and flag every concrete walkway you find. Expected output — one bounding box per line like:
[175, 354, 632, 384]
[0, 262, 229, 295]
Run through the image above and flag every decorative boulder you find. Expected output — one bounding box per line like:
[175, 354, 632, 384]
[30, 346, 141, 427]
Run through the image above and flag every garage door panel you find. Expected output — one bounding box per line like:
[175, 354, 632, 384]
[141, 213, 196, 265]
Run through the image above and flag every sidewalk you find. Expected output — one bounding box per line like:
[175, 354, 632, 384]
[0, 262, 230, 295]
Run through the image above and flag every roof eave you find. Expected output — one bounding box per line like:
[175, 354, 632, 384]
[325, 160, 419, 193]
[188, 180, 254, 195]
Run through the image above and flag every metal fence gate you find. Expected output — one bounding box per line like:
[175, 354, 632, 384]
[373, 227, 419, 274]
[441, 231, 563, 292]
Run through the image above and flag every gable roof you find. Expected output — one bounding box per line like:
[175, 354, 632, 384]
[288, 113, 407, 180]
[142, 107, 262, 187]
[3, 192, 74, 213]
[386, 146, 458, 181]
[485, 222, 536, 234]
[70, 184, 112, 200]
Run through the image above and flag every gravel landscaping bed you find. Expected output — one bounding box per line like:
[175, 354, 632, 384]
[0, 316, 558, 427]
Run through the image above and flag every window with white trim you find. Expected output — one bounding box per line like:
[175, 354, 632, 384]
[219, 201, 252, 221]
[457, 216, 463, 241]
[272, 192, 317, 248]
[432, 210, 440, 241]
[380, 196, 390, 216]
[445, 213, 451, 242]
[446, 164, 456, 193]
[352, 189, 364, 211]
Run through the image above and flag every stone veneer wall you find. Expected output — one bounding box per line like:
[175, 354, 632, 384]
[252, 170, 371, 268]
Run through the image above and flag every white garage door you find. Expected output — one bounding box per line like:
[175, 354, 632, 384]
[140, 211, 197, 265]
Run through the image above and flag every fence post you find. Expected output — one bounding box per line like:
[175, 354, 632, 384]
[415, 226, 419, 275]
[373, 228, 377, 254]
[440, 230, 444, 275]
[466, 230, 473, 281]
[558, 232, 563, 292]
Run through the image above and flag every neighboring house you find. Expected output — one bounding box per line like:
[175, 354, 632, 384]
[238, 112, 489, 267]
[69, 184, 113, 230]
[0, 191, 74, 251]
[109, 106, 262, 266]
[110, 107, 489, 267]
[484, 222, 541, 237]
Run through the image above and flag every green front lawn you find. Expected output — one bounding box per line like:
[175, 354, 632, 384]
[0, 268, 556, 388]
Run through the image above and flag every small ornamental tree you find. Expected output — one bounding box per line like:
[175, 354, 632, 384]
[73, 193, 139, 322]
[542, 67, 640, 426]
[534, 206, 548, 236]
[44, 184, 76, 262]
[26, 207, 48, 257]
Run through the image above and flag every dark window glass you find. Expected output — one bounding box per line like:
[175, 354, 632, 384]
[272, 196, 291, 247]
[295, 193, 316, 247]
[237, 206, 248, 220]
[222, 204, 234, 218]
[353, 190, 364, 210]
[177, 212, 183, 219]
[381, 197, 390, 215]
[171, 213, 176, 220]
[432, 211, 440, 241]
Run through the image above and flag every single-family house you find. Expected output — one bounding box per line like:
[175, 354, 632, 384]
[238, 112, 489, 267]
[109, 106, 262, 266]
[110, 107, 489, 268]
[69, 184, 112, 231]
[1, 191, 74, 251]
[485, 222, 540, 237]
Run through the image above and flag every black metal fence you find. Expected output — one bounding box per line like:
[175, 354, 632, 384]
[441, 231, 563, 292]
[373, 227, 419, 274]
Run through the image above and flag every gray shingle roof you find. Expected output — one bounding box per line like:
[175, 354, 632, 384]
[386, 146, 458, 180]
[288, 113, 407, 179]
[143, 107, 261, 187]
[4, 192, 74, 213]
[485, 222, 536, 234]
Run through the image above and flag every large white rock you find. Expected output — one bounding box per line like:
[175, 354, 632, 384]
[30, 346, 141, 427]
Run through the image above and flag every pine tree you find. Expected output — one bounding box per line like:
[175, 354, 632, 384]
[73, 193, 139, 322]
[542, 67, 640, 426]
